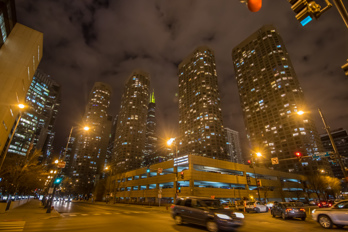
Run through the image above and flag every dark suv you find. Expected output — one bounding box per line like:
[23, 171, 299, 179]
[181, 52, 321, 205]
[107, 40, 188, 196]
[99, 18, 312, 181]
[171, 197, 244, 232]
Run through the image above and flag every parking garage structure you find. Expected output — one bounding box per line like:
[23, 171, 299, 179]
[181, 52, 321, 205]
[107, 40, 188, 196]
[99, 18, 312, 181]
[108, 154, 307, 204]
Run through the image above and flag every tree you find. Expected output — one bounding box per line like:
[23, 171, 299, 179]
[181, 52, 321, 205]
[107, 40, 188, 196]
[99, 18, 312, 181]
[306, 174, 342, 200]
[0, 150, 45, 197]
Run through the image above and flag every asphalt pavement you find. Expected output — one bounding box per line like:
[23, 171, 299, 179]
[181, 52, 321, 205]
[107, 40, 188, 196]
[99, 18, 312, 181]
[1, 200, 348, 232]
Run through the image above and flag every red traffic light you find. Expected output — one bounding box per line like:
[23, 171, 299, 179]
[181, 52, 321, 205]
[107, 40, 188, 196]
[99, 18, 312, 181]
[181, 171, 184, 175]
[295, 152, 302, 157]
[247, 160, 251, 164]
[247, 0, 262, 12]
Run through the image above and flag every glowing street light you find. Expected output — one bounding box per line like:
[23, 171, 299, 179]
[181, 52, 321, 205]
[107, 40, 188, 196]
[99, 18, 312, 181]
[167, 138, 175, 146]
[256, 152, 262, 157]
[297, 110, 304, 115]
[18, 104, 26, 109]
[54, 159, 59, 164]
[83, 126, 90, 131]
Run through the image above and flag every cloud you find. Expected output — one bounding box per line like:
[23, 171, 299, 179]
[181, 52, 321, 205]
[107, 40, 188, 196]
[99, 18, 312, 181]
[16, 0, 348, 158]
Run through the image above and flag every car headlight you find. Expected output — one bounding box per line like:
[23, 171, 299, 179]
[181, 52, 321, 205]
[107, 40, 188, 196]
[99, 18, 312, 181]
[234, 212, 244, 219]
[215, 213, 232, 220]
[312, 209, 316, 214]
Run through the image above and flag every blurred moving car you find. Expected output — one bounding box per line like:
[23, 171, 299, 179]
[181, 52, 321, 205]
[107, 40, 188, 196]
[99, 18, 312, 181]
[271, 202, 306, 220]
[266, 201, 276, 209]
[171, 197, 244, 232]
[245, 201, 268, 213]
[312, 200, 348, 229]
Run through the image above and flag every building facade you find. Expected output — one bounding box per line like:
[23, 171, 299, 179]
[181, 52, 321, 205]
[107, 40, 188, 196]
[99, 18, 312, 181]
[108, 155, 308, 204]
[70, 82, 112, 194]
[113, 70, 150, 173]
[178, 46, 227, 160]
[320, 128, 348, 179]
[7, 70, 60, 162]
[225, 128, 244, 164]
[232, 25, 326, 175]
[0, 19, 43, 158]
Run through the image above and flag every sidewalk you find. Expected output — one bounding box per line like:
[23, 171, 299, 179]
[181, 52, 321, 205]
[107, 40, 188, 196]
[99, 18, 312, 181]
[79, 201, 171, 212]
[0, 199, 61, 222]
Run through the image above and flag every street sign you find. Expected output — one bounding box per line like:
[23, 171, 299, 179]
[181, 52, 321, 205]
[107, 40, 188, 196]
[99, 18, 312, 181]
[157, 168, 163, 174]
[271, 157, 279, 165]
[48, 188, 54, 194]
[174, 155, 189, 166]
[57, 161, 66, 168]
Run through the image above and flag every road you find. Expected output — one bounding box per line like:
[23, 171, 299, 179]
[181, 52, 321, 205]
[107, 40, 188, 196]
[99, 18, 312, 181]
[20, 202, 347, 232]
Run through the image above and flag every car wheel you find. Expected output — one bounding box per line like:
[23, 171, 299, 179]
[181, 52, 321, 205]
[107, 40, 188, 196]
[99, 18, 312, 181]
[301, 217, 306, 221]
[318, 215, 332, 229]
[336, 225, 344, 229]
[256, 208, 260, 213]
[174, 215, 183, 225]
[206, 221, 218, 232]
[281, 213, 287, 220]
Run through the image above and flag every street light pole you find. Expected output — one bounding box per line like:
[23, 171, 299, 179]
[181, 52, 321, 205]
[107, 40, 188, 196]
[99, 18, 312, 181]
[251, 156, 261, 201]
[318, 108, 347, 180]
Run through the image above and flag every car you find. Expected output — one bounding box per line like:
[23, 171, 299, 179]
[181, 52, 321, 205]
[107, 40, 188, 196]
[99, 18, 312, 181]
[245, 201, 268, 213]
[171, 197, 244, 232]
[312, 200, 348, 229]
[266, 201, 277, 209]
[318, 201, 330, 208]
[271, 202, 306, 220]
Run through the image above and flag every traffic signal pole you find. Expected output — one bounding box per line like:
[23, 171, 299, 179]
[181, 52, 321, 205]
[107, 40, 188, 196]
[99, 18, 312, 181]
[250, 157, 261, 201]
[318, 108, 347, 181]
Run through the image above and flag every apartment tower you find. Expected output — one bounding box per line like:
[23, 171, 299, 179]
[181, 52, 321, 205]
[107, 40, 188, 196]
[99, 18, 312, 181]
[232, 25, 326, 174]
[113, 70, 150, 172]
[178, 46, 227, 160]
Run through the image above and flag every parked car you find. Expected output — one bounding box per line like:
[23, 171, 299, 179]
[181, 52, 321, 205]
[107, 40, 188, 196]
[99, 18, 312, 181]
[245, 201, 268, 213]
[312, 200, 348, 229]
[309, 200, 317, 206]
[171, 197, 244, 232]
[271, 202, 306, 220]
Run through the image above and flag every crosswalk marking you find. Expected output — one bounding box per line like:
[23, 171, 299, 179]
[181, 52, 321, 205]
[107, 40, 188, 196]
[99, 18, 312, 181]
[69, 214, 77, 216]
[81, 214, 88, 216]
[0, 221, 25, 231]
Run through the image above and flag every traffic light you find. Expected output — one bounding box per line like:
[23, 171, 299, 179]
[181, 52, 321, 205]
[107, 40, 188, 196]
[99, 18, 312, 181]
[246, 175, 251, 185]
[54, 177, 62, 185]
[147, 166, 150, 173]
[288, 0, 332, 26]
[180, 171, 184, 179]
[177, 183, 181, 193]
[256, 179, 262, 187]
[243, 0, 262, 13]
[295, 152, 303, 162]
[248, 160, 253, 168]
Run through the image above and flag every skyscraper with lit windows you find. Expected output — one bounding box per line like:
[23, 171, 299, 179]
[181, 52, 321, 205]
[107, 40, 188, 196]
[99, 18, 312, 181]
[70, 82, 112, 194]
[178, 46, 227, 160]
[232, 25, 327, 174]
[113, 70, 150, 172]
[225, 128, 244, 164]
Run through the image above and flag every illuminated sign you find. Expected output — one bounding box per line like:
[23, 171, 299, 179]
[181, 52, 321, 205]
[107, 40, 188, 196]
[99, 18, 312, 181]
[174, 155, 189, 166]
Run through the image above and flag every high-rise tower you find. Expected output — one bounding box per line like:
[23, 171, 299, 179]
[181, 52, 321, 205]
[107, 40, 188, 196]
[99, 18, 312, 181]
[178, 46, 227, 160]
[232, 25, 326, 174]
[71, 82, 112, 194]
[8, 70, 60, 162]
[143, 91, 158, 166]
[0, 0, 43, 157]
[225, 128, 244, 164]
[113, 70, 150, 172]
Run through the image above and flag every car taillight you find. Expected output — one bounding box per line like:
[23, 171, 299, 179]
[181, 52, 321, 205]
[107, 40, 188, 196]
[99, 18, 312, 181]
[286, 209, 292, 212]
[300, 208, 305, 212]
[318, 203, 321, 206]
[329, 204, 332, 207]
[170, 204, 175, 209]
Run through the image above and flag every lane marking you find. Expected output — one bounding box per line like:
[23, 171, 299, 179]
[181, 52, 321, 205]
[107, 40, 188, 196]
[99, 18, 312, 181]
[0, 221, 25, 232]
[81, 214, 88, 216]
[94, 214, 101, 215]
[69, 214, 77, 216]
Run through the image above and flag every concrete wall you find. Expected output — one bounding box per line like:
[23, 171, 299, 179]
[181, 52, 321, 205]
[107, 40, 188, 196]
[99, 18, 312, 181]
[0, 23, 43, 154]
[0, 198, 32, 213]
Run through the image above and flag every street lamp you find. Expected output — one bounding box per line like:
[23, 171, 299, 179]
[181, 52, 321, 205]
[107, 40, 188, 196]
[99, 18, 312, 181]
[0, 104, 26, 171]
[167, 138, 179, 200]
[62, 125, 90, 161]
[250, 152, 262, 201]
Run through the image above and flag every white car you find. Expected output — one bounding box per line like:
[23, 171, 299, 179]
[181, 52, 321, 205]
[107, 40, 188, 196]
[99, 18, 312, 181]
[245, 201, 268, 213]
[266, 201, 276, 209]
[312, 200, 348, 229]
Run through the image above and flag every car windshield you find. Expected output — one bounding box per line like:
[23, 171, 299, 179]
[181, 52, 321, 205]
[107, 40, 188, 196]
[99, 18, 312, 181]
[201, 200, 223, 209]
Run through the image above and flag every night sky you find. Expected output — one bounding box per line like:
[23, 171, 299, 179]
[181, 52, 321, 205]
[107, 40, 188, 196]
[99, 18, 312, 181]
[16, 0, 348, 158]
